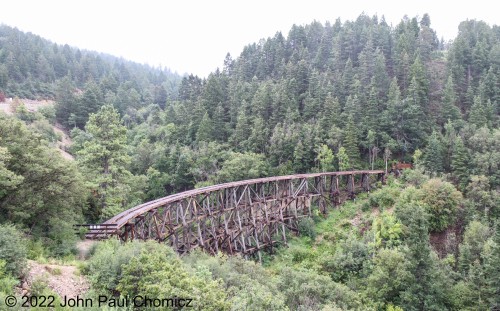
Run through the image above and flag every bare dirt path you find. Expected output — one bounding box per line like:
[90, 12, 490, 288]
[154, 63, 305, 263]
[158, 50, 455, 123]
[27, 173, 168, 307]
[25, 260, 89, 299]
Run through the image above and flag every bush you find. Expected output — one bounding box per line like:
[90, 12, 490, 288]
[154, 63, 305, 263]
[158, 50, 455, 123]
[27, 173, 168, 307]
[368, 186, 401, 210]
[298, 217, 316, 239]
[117, 247, 229, 311]
[421, 179, 463, 232]
[0, 224, 27, 277]
[84, 240, 156, 295]
[325, 235, 371, 282]
[183, 251, 288, 310]
[277, 267, 362, 310]
[0, 260, 18, 294]
[401, 168, 429, 187]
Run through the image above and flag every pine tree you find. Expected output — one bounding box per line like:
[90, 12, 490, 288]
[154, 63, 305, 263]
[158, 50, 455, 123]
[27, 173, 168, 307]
[231, 108, 251, 151]
[409, 56, 430, 112]
[423, 131, 444, 173]
[484, 221, 500, 309]
[293, 139, 307, 173]
[343, 115, 361, 169]
[319, 93, 341, 135]
[212, 103, 227, 142]
[396, 203, 448, 311]
[364, 83, 379, 133]
[469, 96, 488, 128]
[247, 117, 268, 153]
[77, 105, 132, 220]
[336, 146, 350, 171]
[451, 136, 470, 191]
[315, 144, 335, 172]
[440, 76, 461, 124]
[196, 111, 213, 143]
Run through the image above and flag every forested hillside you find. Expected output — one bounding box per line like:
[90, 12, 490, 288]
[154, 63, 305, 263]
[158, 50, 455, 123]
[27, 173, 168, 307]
[0, 24, 181, 127]
[0, 13, 499, 310]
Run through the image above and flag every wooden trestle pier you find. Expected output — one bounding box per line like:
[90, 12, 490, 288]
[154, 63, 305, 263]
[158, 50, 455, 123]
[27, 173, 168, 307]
[83, 170, 384, 258]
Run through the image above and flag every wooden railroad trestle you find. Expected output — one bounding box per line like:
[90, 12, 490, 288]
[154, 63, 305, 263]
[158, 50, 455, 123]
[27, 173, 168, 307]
[84, 170, 384, 258]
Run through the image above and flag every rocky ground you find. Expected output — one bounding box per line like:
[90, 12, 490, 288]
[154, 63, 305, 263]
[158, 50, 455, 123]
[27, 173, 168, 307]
[23, 260, 89, 299]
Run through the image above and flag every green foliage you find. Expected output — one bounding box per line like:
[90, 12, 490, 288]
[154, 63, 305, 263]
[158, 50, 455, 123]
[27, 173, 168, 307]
[468, 127, 500, 187]
[366, 247, 411, 308]
[395, 202, 450, 311]
[368, 186, 401, 210]
[277, 267, 363, 311]
[343, 116, 361, 169]
[0, 114, 85, 256]
[336, 146, 350, 171]
[372, 212, 403, 248]
[117, 247, 229, 311]
[84, 240, 154, 295]
[451, 136, 470, 190]
[400, 167, 429, 187]
[465, 175, 499, 219]
[423, 131, 444, 174]
[316, 144, 335, 172]
[458, 220, 491, 275]
[325, 234, 371, 283]
[183, 251, 288, 310]
[215, 152, 268, 183]
[420, 178, 463, 232]
[0, 224, 27, 277]
[77, 105, 138, 220]
[298, 217, 317, 239]
[0, 259, 18, 294]
[483, 221, 500, 309]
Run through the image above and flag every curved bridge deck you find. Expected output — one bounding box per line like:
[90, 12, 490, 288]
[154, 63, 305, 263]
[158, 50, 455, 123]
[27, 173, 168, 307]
[83, 170, 384, 257]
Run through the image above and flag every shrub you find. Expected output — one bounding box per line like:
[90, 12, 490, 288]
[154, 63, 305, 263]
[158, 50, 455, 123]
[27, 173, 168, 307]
[183, 251, 288, 311]
[298, 217, 316, 239]
[277, 267, 362, 310]
[0, 224, 27, 277]
[0, 259, 18, 294]
[84, 240, 158, 295]
[117, 247, 229, 311]
[421, 179, 463, 232]
[368, 186, 401, 210]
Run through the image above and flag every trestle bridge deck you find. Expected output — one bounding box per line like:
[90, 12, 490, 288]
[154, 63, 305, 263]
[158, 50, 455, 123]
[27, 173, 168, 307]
[81, 170, 384, 258]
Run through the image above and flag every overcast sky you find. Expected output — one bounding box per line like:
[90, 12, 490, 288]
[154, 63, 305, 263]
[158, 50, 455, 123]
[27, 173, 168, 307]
[0, 0, 497, 77]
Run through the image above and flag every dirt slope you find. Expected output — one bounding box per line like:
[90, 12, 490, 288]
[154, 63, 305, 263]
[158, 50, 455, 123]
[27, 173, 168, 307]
[24, 260, 89, 299]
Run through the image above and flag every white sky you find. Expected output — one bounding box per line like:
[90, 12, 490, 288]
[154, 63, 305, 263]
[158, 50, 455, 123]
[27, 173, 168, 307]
[0, 0, 497, 77]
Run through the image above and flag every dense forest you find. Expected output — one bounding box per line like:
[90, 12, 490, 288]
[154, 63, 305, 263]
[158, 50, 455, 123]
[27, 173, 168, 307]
[0, 13, 499, 310]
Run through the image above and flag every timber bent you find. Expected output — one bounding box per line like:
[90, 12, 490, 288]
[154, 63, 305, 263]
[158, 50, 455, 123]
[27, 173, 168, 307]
[81, 170, 384, 258]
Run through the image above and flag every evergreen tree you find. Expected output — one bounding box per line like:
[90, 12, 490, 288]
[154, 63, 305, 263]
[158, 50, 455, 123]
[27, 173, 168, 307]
[293, 139, 307, 173]
[423, 131, 444, 174]
[440, 76, 461, 125]
[483, 221, 500, 309]
[231, 109, 251, 151]
[469, 96, 488, 128]
[247, 117, 268, 153]
[77, 105, 133, 220]
[396, 202, 449, 311]
[319, 93, 341, 136]
[451, 136, 470, 190]
[343, 116, 361, 169]
[212, 103, 227, 142]
[409, 56, 430, 112]
[337, 146, 350, 171]
[315, 144, 335, 172]
[196, 111, 213, 143]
